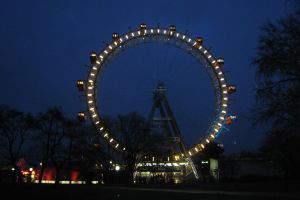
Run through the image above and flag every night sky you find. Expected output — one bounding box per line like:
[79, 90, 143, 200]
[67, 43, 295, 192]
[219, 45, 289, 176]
[0, 0, 288, 153]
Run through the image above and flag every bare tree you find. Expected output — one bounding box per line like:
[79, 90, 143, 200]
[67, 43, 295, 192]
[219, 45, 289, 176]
[115, 112, 164, 183]
[0, 105, 34, 183]
[34, 107, 66, 184]
[253, 0, 300, 179]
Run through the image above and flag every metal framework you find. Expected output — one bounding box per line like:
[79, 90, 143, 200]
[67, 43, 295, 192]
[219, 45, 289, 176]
[148, 82, 199, 178]
[77, 23, 236, 161]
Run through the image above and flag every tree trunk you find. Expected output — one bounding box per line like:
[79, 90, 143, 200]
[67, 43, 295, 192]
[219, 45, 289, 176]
[38, 165, 46, 184]
[15, 167, 23, 184]
[55, 168, 61, 184]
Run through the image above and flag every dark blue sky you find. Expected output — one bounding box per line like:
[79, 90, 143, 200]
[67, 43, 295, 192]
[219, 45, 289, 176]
[0, 0, 288, 153]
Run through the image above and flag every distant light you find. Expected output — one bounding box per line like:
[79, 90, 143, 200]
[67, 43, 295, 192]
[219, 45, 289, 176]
[29, 168, 33, 172]
[115, 165, 120, 171]
[11, 168, 15, 171]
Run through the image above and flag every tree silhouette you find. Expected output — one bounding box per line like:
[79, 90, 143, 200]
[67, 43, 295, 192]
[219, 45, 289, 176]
[34, 107, 67, 184]
[114, 112, 164, 184]
[253, 1, 300, 179]
[0, 105, 34, 183]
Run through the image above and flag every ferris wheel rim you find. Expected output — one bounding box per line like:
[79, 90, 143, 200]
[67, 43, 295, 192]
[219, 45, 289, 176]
[84, 24, 231, 157]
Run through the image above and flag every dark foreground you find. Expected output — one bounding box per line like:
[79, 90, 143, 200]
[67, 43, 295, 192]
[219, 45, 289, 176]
[1, 182, 300, 200]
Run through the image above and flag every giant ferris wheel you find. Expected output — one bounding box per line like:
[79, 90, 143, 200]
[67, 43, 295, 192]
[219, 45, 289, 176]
[77, 23, 236, 178]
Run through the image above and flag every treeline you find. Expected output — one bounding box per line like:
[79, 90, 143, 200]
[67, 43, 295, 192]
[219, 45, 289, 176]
[0, 107, 172, 184]
[252, 1, 300, 179]
[0, 106, 112, 184]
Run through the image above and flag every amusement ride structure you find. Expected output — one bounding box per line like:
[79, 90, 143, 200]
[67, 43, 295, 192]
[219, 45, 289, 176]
[77, 24, 236, 180]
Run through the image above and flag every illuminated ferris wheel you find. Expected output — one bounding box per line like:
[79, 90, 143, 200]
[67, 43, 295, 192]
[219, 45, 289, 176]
[77, 23, 236, 163]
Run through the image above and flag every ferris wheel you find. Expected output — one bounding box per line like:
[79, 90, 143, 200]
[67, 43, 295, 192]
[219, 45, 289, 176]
[77, 23, 236, 161]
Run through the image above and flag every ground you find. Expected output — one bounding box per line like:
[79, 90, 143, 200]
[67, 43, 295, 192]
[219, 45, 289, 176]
[1, 182, 300, 200]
